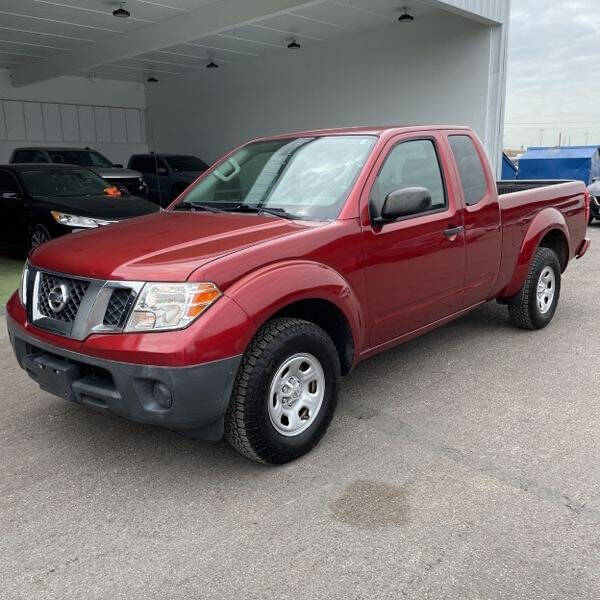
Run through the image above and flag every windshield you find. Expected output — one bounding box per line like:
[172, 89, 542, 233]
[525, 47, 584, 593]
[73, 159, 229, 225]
[165, 155, 209, 172]
[174, 135, 376, 220]
[48, 150, 113, 167]
[21, 168, 112, 198]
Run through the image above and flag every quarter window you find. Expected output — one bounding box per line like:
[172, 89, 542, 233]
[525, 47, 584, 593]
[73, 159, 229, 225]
[371, 139, 446, 217]
[449, 135, 488, 206]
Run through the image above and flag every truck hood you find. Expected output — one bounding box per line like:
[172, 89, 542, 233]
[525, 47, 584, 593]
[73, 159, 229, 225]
[30, 211, 316, 281]
[90, 167, 142, 179]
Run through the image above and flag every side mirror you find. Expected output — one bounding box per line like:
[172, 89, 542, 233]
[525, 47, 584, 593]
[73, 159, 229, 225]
[113, 163, 123, 168]
[0, 191, 22, 200]
[157, 167, 168, 175]
[376, 187, 432, 223]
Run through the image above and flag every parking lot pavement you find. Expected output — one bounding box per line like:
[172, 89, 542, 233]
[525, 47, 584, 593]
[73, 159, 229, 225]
[1, 226, 600, 600]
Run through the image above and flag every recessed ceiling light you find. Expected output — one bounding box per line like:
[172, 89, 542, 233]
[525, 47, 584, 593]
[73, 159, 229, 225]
[398, 7, 414, 22]
[287, 39, 301, 49]
[206, 60, 219, 69]
[147, 75, 158, 83]
[113, 2, 130, 18]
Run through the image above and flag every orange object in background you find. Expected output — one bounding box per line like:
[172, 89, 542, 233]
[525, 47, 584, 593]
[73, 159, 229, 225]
[104, 185, 121, 197]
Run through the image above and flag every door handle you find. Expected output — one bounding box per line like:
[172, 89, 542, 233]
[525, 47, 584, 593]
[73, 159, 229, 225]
[443, 226, 464, 238]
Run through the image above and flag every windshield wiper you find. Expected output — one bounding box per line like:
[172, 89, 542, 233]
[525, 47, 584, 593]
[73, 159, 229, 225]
[224, 204, 299, 220]
[174, 202, 226, 213]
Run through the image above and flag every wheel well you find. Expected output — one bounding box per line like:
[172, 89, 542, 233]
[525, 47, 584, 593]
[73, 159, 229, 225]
[539, 229, 569, 271]
[272, 299, 355, 375]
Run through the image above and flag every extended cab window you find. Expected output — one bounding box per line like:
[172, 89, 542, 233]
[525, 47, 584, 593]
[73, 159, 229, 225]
[371, 139, 446, 216]
[449, 135, 488, 206]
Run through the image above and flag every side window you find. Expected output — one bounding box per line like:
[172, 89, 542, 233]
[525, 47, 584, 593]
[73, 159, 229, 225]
[449, 135, 488, 206]
[131, 157, 161, 173]
[0, 171, 20, 194]
[371, 139, 446, 216]
[13, 150, 32, 163]
[32, 151, 48, 163]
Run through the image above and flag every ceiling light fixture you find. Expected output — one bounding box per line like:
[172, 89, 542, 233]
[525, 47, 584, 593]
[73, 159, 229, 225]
[147, 75, 158, 83]
[287, 39, 301, 49]
[398, 7, 414, 22]
[206, 60, 219, 69]
[113, 2, 130, 18]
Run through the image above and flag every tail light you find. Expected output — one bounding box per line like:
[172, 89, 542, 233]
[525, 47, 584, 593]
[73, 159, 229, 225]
[584, 188, 591, 224]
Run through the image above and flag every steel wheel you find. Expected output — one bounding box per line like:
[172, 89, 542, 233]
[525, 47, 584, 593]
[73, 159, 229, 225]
[536, 266, 556, 314]
[268, 352, 325, 437]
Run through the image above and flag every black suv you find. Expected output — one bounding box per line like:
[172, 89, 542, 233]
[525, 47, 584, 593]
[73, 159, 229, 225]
[0, 164, 159, 252]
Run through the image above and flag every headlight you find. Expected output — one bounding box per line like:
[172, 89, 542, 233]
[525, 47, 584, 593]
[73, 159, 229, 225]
[18, 263, 29, 306]
[51, 211, 116, 228]
[125, 282, 221, 332]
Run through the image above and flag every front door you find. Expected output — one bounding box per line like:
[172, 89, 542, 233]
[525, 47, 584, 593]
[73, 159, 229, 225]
[361, 135, 466, 348]
[0, 170, 26, 249]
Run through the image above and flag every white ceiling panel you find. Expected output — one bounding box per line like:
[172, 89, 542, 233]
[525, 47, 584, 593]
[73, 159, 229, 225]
[0, 39, 62, 58]
[2, 0, 486, 85]
[0, 26, 82, 50]
[0, 0, 152, 30]
[184, 36, 262, 57]
[0, 10, 116, 41]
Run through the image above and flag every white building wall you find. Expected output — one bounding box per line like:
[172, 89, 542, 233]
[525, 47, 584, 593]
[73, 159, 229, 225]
[145, 10, 502, 171]
[437, 0, 510, 23]
[0, 70, 148, 165]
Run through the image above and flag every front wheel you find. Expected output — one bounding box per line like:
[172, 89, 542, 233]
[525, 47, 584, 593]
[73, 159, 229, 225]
[29, 224, 51, 250]
[508, 247, 561, 330]
[224, 318, 340, 464]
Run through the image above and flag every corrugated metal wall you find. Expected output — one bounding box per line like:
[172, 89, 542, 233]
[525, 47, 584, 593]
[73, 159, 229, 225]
[437, 0, 510, 23]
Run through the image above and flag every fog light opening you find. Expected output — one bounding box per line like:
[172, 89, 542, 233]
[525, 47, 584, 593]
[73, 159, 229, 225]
[153, 382, 173, 410]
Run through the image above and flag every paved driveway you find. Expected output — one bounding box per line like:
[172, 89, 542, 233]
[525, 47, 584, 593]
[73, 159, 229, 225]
[2, 225, 600, 600]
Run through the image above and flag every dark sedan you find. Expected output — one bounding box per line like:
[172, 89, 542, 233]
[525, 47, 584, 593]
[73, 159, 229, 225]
[0, 164, 159, 252]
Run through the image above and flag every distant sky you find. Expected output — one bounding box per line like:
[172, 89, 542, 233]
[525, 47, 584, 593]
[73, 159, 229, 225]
[504, 0, 600, 150]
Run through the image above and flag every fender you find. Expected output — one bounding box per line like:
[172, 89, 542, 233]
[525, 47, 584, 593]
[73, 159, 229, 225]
[502, 207, 571, 299]
[224, 260, 367, 360]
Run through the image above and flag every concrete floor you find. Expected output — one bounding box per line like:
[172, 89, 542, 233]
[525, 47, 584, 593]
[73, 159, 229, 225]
[2, 225, 600, 600]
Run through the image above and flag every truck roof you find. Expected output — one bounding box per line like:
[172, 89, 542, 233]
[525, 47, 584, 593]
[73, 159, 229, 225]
[249, 125, 472, 143]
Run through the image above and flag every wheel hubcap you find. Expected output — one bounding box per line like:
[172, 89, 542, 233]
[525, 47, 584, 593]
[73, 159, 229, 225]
[268, 353, 325, 437]
[536, 267, 556, 314]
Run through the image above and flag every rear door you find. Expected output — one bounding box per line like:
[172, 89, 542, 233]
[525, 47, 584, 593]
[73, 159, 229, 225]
[446, 133, 502, 307]
[361, 133, 466, 348]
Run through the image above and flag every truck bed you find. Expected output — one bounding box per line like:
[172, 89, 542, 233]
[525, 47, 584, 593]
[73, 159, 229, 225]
[497, 180, 572, 196]
[493, 179, 587, 300]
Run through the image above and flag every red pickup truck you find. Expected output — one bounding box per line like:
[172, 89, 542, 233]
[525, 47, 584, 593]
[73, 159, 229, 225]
[6, 126, 591, 464]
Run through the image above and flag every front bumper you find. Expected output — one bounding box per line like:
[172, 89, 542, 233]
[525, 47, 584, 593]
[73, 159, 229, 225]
[7, 317, 241, 440]
[591, 197, 600, 219]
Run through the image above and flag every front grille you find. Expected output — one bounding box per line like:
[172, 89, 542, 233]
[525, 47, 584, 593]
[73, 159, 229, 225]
[37, 272, 90, 323]
[103, 288, 136, 329]
[108, 177, 144, 196]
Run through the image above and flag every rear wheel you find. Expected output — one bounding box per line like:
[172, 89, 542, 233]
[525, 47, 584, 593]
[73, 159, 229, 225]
[29, 225, 51, 250]
[508, 247, 561, 330]
[224, 317, 340, 464]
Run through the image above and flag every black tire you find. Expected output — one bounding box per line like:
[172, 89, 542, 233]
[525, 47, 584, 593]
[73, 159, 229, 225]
[508, 247, 561, 330]
[224, 317, 341, 464]
[29, 224, 51, 250]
